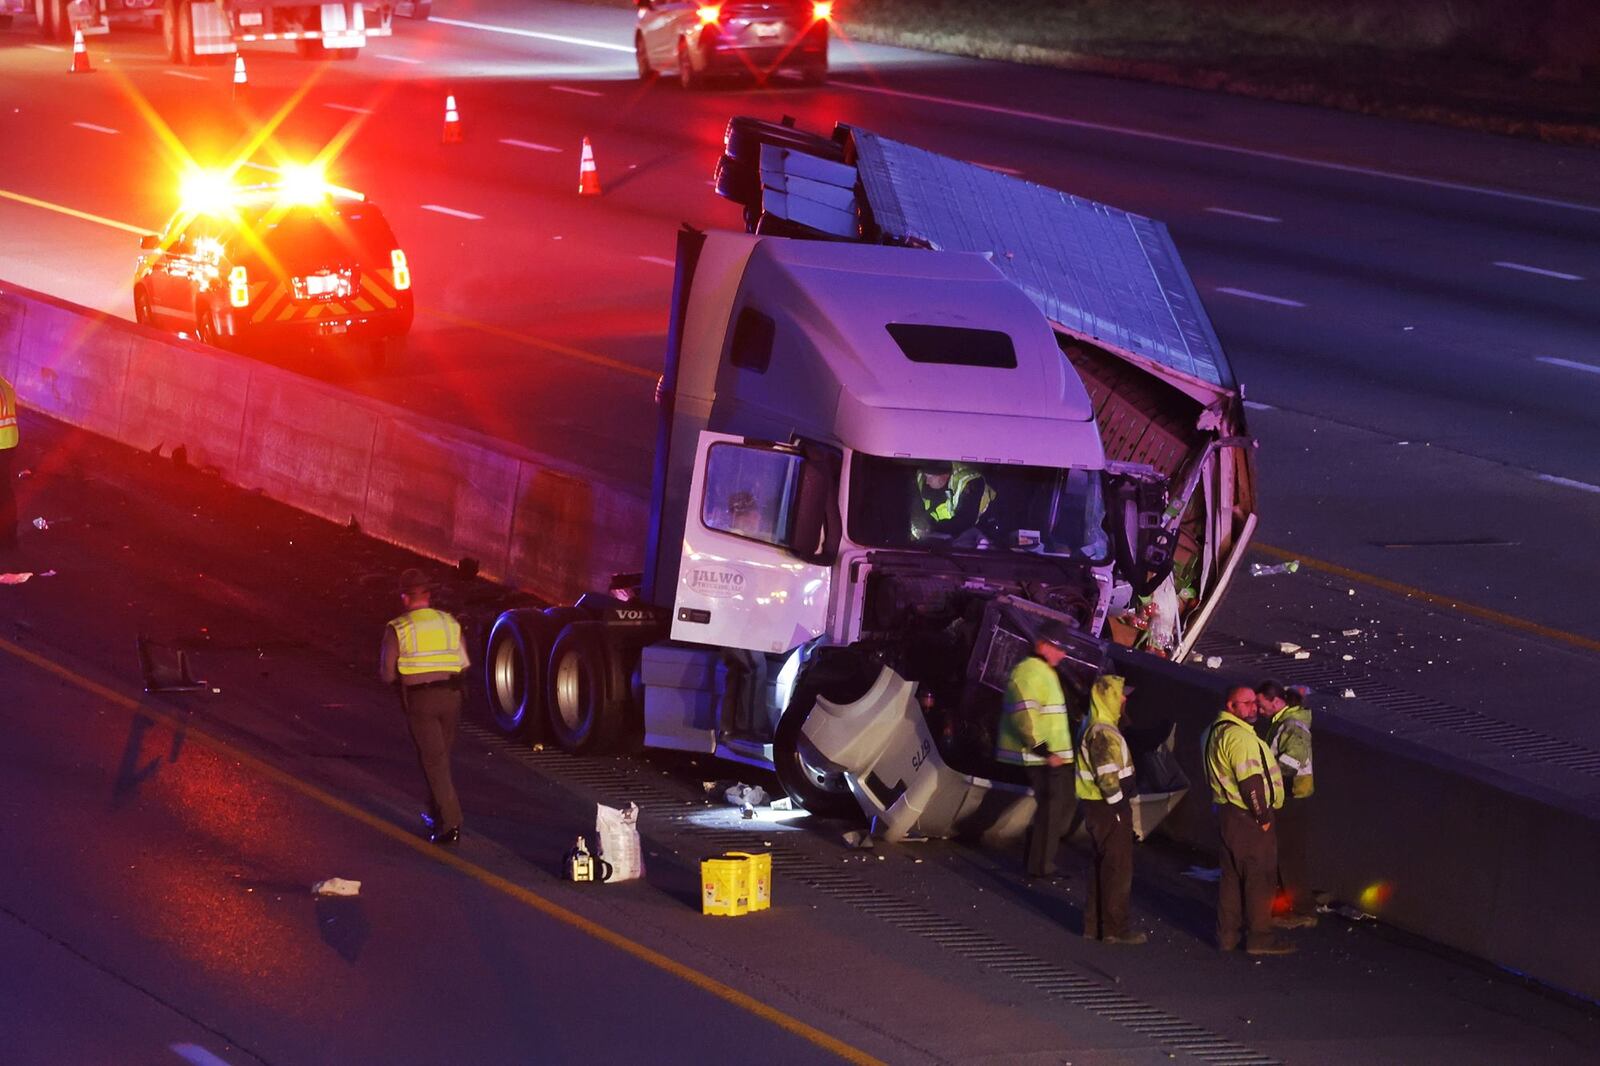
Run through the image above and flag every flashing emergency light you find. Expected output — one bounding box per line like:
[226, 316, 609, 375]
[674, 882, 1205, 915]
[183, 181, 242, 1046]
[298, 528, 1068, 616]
[180, 170, 235, 216]
[390, 249, 411, 290]
[812, 1, 832, 19]
[228, 265, 250, 308]
[696, 4, 719, 23]
[277, 163, 330, 206]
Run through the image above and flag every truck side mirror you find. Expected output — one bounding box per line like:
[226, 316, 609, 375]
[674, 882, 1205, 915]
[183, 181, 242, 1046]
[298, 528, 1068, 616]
[139, 234, 160, 251]
[788, 442, 842, 566]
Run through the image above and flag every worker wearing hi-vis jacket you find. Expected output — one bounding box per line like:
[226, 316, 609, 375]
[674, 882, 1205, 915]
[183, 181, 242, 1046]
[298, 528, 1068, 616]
[0, 374, 18, 551]
[1204, 686, 1294, 955]
[1075, 673, 1145, 944]
[1259, 680, 1317, 928]
[911, 460, 995, 542]
[381, 568, 471, 846]
[999, 620, 1078, 879]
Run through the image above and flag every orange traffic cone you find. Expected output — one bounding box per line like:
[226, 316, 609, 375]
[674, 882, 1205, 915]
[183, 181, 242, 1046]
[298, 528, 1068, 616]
[577, 136, 600, 196]
[70, 28, 93, 74]
[232, 54, 247, 99]
[442, 94, 462, 143]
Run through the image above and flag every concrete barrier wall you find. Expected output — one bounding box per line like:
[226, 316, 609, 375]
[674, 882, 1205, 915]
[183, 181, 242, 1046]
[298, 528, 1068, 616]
[0, 281, 649, 604]
[1111, 648, 1600, 1003]
[7, 279, 1598, 1002]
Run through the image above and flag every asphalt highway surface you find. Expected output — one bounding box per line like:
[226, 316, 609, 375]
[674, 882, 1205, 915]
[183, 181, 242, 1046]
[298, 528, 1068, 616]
[1, 0, 1598, 640]
[4, 412, 1600, 1064]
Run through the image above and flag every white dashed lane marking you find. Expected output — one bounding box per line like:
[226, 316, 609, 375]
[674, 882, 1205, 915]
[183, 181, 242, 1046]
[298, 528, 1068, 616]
[1206, 207, 1281, 223]
[1535, 356, 1600, 376]
[1216, 287, 1306, 308]
[420, 204, 483, 220]
[638, 256, 675, 267]
[550, 85, 602, 97]
[325, 103, 373, 115]
[839, 81, 1600, 218]
[28, 43, 66, 52]
[163, 70, 208, 81]
[431, 16, 633, 53]
[1493, 260, 1584, 281]
[1243, 400, 1275, 411]
[72, 122, 119, 135]
[500, 138, 563, 153]
[170, 1045, 234, 1066]
[373, 52, 423, 64]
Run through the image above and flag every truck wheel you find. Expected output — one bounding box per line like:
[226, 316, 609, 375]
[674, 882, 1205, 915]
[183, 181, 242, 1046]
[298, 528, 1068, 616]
[773, 653, 875, 818]
[36, 0, 56, 39]
[133, 288, 153, 327]
[50, 0, 70, 41]
[485, 610, 555, 738]
[161, 0, 180, 60]
[175, 2, 196, 65]
[546, 621, 630, 754]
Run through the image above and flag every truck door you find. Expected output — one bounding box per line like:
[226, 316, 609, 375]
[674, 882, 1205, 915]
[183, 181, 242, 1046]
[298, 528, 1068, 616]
[670, 431, 834, 654]
[1103, 467, 1175, 598]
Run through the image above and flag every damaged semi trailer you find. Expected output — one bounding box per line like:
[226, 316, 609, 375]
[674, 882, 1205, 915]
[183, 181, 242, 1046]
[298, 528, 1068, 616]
[484, 118, 1255, 839]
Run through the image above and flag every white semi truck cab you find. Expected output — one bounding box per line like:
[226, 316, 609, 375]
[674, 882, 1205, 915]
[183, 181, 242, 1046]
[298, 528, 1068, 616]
[485, 119, 1254, 837]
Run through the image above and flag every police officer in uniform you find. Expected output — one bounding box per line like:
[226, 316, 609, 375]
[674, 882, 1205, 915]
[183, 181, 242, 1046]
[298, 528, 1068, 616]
[0, 374, 19, 551]
[1076, 673, 1145, 943]
[380, 568, 470, 845]
[1203, 686, 1294, 955]
[999, 620, 1077, 879]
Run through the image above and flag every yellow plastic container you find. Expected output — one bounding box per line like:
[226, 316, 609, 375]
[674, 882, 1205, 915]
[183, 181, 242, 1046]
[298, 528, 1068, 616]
[700, 856, 750, 916]
[725, 851, 772, 912]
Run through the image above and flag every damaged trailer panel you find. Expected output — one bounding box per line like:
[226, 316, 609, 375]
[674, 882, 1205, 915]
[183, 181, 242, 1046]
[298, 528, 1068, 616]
[714, 118, 1257, 659]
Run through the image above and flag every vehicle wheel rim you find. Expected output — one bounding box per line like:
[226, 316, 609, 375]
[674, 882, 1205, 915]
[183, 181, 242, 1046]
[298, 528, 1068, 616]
[553, 650, 588, 738]
[489, 636, 526, 730]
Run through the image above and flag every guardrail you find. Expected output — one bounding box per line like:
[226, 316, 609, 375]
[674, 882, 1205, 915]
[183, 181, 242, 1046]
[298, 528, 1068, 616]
[4, 280, 1597, 1004]
[0, 280, 649, 604]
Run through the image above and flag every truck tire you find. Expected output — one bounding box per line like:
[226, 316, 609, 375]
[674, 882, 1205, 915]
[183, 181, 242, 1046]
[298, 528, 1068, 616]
[133, 288, 153, 327]
[545, 621, 630, 754]
[36, 0, 56, 40]
[773, 652, 876, 819]
[485, 610, 551, 738]
[173, 1, 196, 65]
[722, 116, 842, 165]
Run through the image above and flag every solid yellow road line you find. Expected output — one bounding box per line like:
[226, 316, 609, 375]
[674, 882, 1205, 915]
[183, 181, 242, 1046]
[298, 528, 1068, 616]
[421, 306, 659, 382]
[0, 634, 883, 1066]
[1254, 542, 1600, 655]
[0, 186, 152, 236]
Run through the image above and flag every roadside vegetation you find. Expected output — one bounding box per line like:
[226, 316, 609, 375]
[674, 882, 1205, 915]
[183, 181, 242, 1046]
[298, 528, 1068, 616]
[834, 0, 1600, 144]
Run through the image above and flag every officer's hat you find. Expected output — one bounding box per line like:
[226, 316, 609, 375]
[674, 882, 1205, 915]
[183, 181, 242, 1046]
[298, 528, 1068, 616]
[1033, 619, 1076, 650]
[397, 567, 432, 595]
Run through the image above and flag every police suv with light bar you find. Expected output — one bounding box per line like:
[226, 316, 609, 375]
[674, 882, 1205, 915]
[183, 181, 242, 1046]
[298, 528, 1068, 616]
[133, 167, 413, 369]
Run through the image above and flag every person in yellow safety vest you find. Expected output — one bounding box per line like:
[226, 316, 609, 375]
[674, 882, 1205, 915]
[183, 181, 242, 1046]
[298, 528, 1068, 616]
[1258, 680, 1317, 928]
[1203, 685, 1295, 955]
[999, 619, 1077, 879]
[380, 567, 471, 845]
[0, 374, 18, 552]
[1075, 673, 1146, 944]
[911, 460, 996, 542]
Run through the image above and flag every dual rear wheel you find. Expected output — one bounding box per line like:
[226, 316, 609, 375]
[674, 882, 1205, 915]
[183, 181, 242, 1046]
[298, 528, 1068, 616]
[486, 610, 630, 754]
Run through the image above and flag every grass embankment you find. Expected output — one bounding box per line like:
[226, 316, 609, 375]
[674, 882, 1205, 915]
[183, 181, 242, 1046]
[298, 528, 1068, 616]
[836, 0, 1600, 145]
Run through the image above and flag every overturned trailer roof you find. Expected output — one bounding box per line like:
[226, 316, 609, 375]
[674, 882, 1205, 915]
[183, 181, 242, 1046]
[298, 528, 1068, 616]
[757, 127, 1235, 391]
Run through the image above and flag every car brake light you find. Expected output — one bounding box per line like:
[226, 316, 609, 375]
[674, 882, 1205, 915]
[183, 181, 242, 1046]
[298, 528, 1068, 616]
[390, 249, 411, 290]
[228, 265, 249, 308]
[696, 4, 719, 23]
[812, 1, 832, 19]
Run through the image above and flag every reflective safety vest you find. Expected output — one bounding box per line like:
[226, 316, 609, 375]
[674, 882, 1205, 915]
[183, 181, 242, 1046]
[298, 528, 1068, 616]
[1075, 674, 1133, 801]
[997, 656, 1073, 766]
[0, 376, 17, 451]
[1266, 706, 1314, 799]
[388, 608, 468, 676]
[919, 464, 995, 523]
[1203, 711, 1283, 812]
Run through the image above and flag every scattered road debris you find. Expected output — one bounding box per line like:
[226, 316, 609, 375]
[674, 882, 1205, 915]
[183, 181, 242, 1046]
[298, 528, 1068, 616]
[1249, 560, 1300, 577]
[311, 877, 362, 897]
[725, 783, 769, 808]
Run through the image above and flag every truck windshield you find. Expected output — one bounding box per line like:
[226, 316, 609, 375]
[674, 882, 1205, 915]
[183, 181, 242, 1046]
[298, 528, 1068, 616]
[847, 453, 1110, 561]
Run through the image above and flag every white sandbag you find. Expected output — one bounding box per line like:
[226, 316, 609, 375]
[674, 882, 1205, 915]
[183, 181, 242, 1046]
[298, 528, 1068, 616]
[595, 802, 644, 882]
